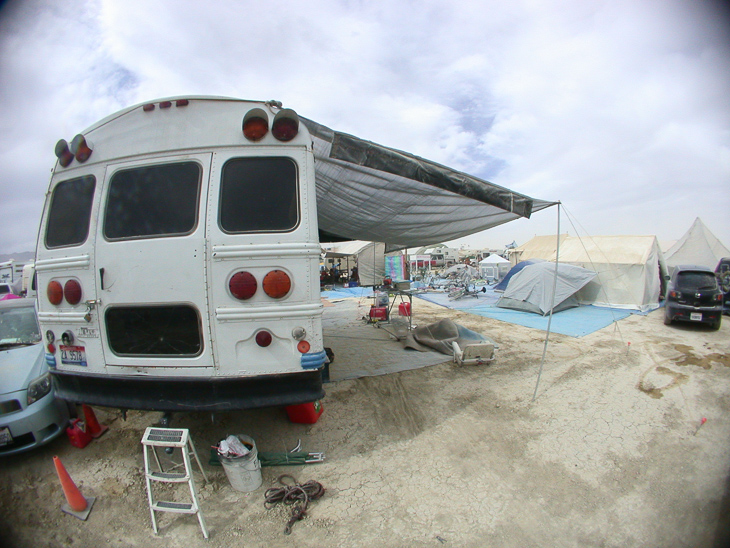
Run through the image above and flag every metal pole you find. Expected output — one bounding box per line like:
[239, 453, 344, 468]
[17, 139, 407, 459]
[533, 202, 561, 401]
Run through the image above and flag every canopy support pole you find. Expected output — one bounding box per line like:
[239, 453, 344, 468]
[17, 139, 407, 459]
[532, 202, 561, 401]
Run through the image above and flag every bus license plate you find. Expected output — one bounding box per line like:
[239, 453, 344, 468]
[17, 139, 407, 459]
[60, 345, 87, 367]
[690, 313, 702, 321]
[0, 427, 13, 447]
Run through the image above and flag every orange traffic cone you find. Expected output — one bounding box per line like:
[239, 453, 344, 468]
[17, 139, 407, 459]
[53, 455, 95, 520]
[82, 404, 108, 438]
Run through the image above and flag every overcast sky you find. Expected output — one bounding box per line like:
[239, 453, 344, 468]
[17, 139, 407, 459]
[0, 0, 728, 255]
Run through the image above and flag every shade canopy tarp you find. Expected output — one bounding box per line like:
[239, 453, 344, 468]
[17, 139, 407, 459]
[497, 262, 596, 315]
[664, 218, 730, 271]
[515, 235, 668, 312]
[301, 118, 556, 250]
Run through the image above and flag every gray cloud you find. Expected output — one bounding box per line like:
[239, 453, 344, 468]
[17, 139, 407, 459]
[0, 0, 727, 254]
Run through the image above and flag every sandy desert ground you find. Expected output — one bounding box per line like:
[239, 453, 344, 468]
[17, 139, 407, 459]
[1, 297, 729, 548]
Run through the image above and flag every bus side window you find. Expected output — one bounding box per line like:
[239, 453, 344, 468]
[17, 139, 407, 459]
[45, 176, 96, 248]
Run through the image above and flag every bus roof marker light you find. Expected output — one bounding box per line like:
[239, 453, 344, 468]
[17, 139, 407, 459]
[70, 134, 93, 163]
[242, 108, 269, 141]
[272, 109, 299, 142]
[143, 103, 155, 111]
[55, 139, 74, 167]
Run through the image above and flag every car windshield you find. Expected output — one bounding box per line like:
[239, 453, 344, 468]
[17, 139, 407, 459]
[0, 305, 41, 347]
[676, 271, 718, 291]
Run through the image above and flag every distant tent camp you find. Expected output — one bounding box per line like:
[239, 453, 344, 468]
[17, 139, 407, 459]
[494, 259, 544, 292]
[496, 262, 596, 315]
[324, 240, 390, 286]
[478, 254, 510, 282]
[513, 235, 668, 312]
[664, 218, 730, 271]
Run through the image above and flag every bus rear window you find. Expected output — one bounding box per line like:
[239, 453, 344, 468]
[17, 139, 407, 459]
[105, 305, 202, 356]
[104, 162, 201, 240]
[45, 176, 96, 248]
[220, 157, 299, 233]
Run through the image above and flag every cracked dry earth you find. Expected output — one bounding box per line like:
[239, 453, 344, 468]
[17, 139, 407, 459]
[1, 298, 729, 548]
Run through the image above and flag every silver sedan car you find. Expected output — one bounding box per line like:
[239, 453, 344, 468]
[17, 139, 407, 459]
[0, 297, 70, 456]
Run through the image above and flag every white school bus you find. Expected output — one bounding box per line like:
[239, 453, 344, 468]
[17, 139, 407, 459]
[36, 96, 554, 413]
[36, 97, 327, 412]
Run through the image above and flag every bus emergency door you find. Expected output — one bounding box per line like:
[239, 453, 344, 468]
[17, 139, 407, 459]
[93, 154, 214, 370]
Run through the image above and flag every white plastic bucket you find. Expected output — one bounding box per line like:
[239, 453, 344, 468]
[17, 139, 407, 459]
[218, 435, 262, 492]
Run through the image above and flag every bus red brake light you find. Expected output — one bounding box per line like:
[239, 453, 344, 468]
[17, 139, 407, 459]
[271, 110, 299, 141]
[255, 330, 272, 347]
[64, 279, 82, 305]
[263, 270, 291, 298]
[71, 134, 93, 163]
[297, 340, 310, 353]
[243, 116, 268, 141]
[47, 281, 63, 305]
[55, 139, 74, 167]
[229, 271, 257, 300]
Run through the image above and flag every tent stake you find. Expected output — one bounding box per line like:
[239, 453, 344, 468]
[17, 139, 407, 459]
[533, 202, 561, 401]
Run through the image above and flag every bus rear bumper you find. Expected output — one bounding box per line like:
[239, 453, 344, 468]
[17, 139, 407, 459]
[49, 369, 326, 412]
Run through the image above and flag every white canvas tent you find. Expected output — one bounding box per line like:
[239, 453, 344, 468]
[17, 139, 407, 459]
[324, 240, 387, 286]
[496, 262, 597, 315]
[664, 218, 730, 271]
[516, 235, 667, 312]
[478, 254, 510, 281]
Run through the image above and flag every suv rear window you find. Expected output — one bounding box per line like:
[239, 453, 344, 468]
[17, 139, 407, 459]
[45, 176, 96, 248]
[676, 271, 718, 291]
[219, 157, 299, 233]
[104, 162, 201, 240]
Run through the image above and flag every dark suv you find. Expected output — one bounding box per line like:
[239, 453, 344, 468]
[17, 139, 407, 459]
[664, 265, 723, 329]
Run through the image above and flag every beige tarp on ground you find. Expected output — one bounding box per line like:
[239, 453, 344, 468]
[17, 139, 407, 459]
[515, 235, 667, 312]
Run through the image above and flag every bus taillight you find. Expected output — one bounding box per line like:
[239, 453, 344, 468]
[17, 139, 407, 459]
[64, 279, 83, 305]
[255, 330, 272, 347]
[229, 271, 257, 300]
[263, 270, 291, 298]
[272, 109, 299, 141]
[47, 281, 63, 305]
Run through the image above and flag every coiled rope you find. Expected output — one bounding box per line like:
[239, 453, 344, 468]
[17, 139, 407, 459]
[264, 474, 325, 534]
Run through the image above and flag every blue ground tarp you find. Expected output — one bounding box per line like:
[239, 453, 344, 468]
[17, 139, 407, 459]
[413, 289, 635, 337]
[321, 285, 640, 337]
[321, 286, 375, 300]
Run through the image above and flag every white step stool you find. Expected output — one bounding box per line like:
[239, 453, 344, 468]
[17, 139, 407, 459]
[141, 427, 209, 539]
